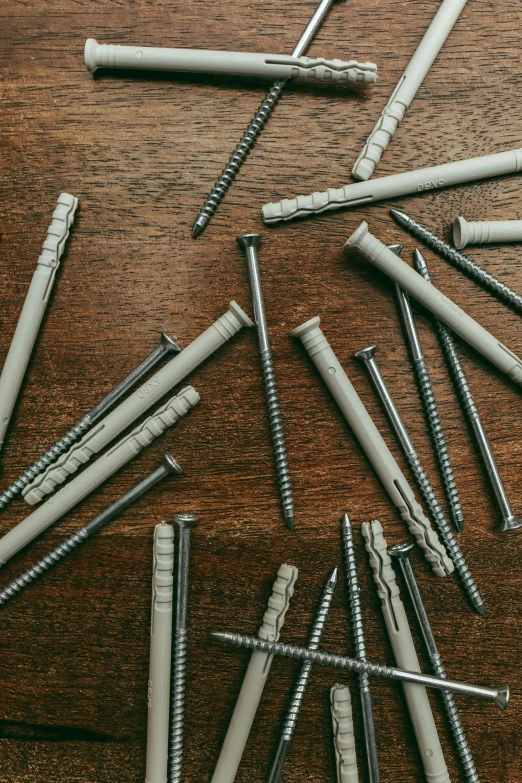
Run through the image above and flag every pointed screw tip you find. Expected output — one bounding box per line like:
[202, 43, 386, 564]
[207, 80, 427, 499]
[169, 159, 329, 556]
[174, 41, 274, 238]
[329, 567, 338, 586]
[475, 601, 486, 617]
[191, 216, 208, 239]
[390, 208, 409, 225]
[284, 511, 295, 530]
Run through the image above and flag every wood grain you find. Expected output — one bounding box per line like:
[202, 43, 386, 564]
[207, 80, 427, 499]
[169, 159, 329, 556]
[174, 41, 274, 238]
[0, 1, 521, 780]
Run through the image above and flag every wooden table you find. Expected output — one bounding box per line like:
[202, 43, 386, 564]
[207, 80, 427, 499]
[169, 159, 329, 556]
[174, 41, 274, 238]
[0, 1, 521, 780]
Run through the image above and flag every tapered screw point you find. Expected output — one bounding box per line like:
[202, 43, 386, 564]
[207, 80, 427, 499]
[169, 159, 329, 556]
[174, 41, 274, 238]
[328, 567, 339, 588]
[236, 233, 262, 251]
[162, 454, 183, 476]
[191, 215, 209, 239]
[475, 600, 486, 617]
[453, 516, 464, 533]
[284, 510, 295, 530]
[161, 332, 182, 353]
[174, 512, 198, 529]
[390, 208, 410, 228]
[413, 248, 428, 271]
[353, 344, 377, 363]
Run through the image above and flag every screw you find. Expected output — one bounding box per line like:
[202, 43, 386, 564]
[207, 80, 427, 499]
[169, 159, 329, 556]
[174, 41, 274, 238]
[169, 513, 197, 783]
[0, 453, 182, 607]
[389, 542, 480, 783]
[393, 267, 464, 531]
[414, 250, 522, 533]
[341, 513, 380, 783]
[237, 234, 294, 529]
[0, 333, 181, 511]
[390, 208, 522, 315]
[268, 568, 337, 783]
[212, 632, 509, 709]
[354, 344, 485, 616]
[191, 0, 338, 238]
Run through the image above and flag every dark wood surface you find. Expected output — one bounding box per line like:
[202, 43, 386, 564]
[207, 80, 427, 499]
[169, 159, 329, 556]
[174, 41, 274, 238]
[1, 1, 521, 780]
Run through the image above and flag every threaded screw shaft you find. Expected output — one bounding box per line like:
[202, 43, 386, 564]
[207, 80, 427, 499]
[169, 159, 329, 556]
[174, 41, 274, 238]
[212, 632, 508, 707]
[192, 81, 286, 237]
[413, 355, 464, 530]
[0, 528, 89, 605]
[260, 350, 294, 527]
[390, 209, 522, 314]
[341, 513, 380, 783]
[0, 415, 92, 510]
[169, 629, 187, 783]
[389, 544, 480, 783]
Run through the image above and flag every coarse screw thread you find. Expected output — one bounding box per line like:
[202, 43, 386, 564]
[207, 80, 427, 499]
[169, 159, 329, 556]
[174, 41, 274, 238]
[407, 452, 484, 615]
[0, 415, 92, 510]
[341, 513, 380, 783]
[390, 209, 522, 314]
[413, 356, 464, 531]
[193, 81, 286, 235]
[282, 569, 337, 739]
[260, 349, 294, 527]
[389, 545, 480, 783]
[212, 633, 509, 707]
[435, 658, 480, 783]
[0, 528, 89, 605]
[169, 629, 187, 783]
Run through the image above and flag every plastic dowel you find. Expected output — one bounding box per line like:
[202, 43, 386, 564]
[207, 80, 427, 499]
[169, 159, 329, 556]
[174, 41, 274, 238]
[22, 302, 252, 504]
[146, 523, 175, 783]
[0, 386, 198, 566]
[262, 148, 522, 224]
[291, 316, 453, 577]
[84, 39, 377, 85]
[0, 194, 78, 449]
[345, 222, 522, 385]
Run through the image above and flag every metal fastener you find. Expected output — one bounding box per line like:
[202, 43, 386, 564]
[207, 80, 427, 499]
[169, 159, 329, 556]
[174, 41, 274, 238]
[237, 234, 294, 529]
[0, 332, 181, 511]
[390, 208, 522, 314]
[341, 513, 380, 783]
[169, 512, 198, 783]
[212, 633, 509, 709]
[414, 249, 522, 532]
[0, 453, 182, 606]
[392, 252, 464, 531]
[389, 542, 480, 783]
[354, 344, 484, 616]
[268, 568, 337, 783]
[191, 0, 338, 238]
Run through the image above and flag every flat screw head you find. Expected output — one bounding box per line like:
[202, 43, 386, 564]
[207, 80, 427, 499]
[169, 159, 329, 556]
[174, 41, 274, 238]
[237, 233, 262, 251]
[174, 512, 198, 530]
[388, 542, 415, 561]
[353, 344, 378, 364]
[160, 332, 182, 353]
[162, 453, 183, 476]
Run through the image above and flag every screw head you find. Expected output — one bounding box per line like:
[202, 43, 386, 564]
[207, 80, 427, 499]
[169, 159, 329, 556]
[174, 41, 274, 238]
[353, 344, 377, 363]
[237, 233, 262, 251]
[162, 453, 183, 476]
[174, 512, 198, 530]
[388, 542, 414, 561]
[160, 332, 182, 353]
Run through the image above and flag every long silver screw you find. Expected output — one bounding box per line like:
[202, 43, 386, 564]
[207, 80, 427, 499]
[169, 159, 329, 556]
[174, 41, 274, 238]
[237, 234, 294, 528]
[212, 633, 509, 709]
[394, 276, 464, 531]
[354, 345, 485, 616]
[191, 0, 338, 239]
[0, 332, 181, 511]
[268, 568, 337, 783]
[0, 453, 182, 606]
[389, 542, 480, 783]
[414, 250, 522, 533]
[341, 513, 380, 783]
[390, 208, 522, 314]
[169, 513, 197, 783]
